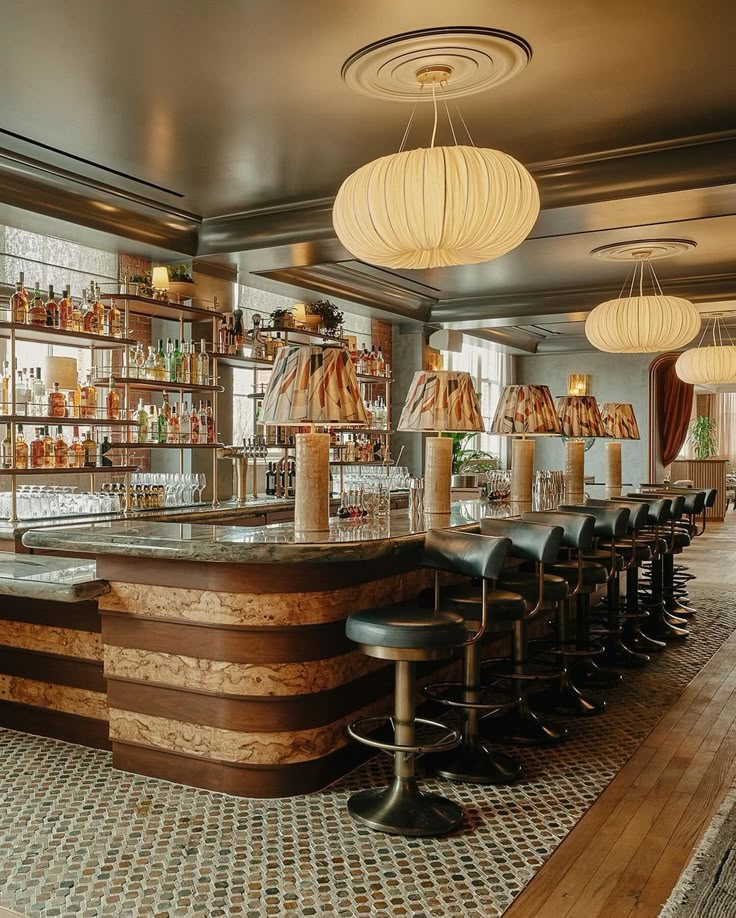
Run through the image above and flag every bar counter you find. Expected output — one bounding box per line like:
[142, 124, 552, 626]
[16, 501, 517, 797]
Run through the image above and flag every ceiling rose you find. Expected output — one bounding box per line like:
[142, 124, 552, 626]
[334, 30, 539, 271]
[585, 243, 701, 353]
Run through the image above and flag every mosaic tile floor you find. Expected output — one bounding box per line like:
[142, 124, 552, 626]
[1, 587, 735, 918]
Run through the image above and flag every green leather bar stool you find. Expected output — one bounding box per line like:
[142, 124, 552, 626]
[345, 528, 512, 837]
[521, 509, 612, 715]
[478, 518, 568, 745]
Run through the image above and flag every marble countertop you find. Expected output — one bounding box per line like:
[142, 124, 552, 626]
[22, 501, 517, 564]
[0, 554, 108, 602]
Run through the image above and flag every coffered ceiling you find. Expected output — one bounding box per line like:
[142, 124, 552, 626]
[0, 0, 735, 351]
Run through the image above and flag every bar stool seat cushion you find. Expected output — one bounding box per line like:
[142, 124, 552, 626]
[499, 571, 569, 602]
[672, 531, 691, 550]
[548, 560, 607, 586]
[436, 583, 528, 623]
[583, 548, 623, 573]
[346, 606, 467, 650]
[599, 540, 651, 564]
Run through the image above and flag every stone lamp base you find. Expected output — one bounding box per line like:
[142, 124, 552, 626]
[295, 432, 330, 533]
[424, 436, 453, 515]
[564, 439, 585, 503]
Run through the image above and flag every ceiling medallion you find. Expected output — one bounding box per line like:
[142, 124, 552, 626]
[341, 27, 532, 102]
[333, 29, 538, 271]
[585, 242, 700, 353]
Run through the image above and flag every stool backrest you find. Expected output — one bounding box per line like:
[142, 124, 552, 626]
[520, 510, 595, 550]
[622, 495, 671, 525]
[480, 518, 563, 563]
[558, 504, 629, 540]
[585, 497, 650, 532]
[422, 529, 511, 581]
[635, 492, 688, 520]
[704, 488, 718, 507]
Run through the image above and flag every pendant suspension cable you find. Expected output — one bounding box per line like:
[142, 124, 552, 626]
[451, 100, 477, 146]
[398, 84, 423, 153]
[619, 262, 634, 299]
[648, 259, 665, 296]
[437, 80, 459, 146]
[430, 83, 439, 148]
[627, 262, 638, 298]
[638, 259, 645, 297]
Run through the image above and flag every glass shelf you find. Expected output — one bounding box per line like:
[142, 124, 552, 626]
[0, 321, 135, 349]
[109, 442, 224, 449]
[0, 465, 139, 476]
[101, 293, 220, 323]
[93, 377, 224, 393]
[0, 415, 136, 428]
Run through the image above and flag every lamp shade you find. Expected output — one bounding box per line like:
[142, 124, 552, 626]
[41, 356, 78, 390]
[397, 370, 484, 433]
[151, 266, 170, 289]
[489, 385, 561, 436]
[599, 403, 640, 440]
[675, 345, 736, 385]
[260, 345, 367, 427]
[556, 396, 606, 438]
[333, 145, 540, 270]
[585, 294, 700, 353]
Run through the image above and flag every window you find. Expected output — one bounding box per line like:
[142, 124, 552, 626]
[446, 339, 511, 462]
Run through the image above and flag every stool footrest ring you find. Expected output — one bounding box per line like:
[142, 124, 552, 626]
[347, 715, 461, 756]
[423, 680, 515, 713]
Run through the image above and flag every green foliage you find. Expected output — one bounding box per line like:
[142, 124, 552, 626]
[168, 263, 194, 283]
[687, 415, 718, 459]
[443, 432, 501, 474]
[306, 300, 344, 334]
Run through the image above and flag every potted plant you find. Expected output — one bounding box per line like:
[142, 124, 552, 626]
[269, 307, 294, 329]
[167, 263, 196, 302]
[128, 273, 153, 297]
[687, 415, 719, 459]
[306, 300, 344, 337]
[445, 432, 501, 486]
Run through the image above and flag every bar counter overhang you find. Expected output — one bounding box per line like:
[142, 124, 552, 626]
[20, 501, 513, 798]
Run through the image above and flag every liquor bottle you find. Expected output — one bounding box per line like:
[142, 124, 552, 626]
[48, 382, 67, 418]
[166, 404, 180, 444]
[198, 400, 207, 440]
[287, 460, 296, 498]
[82, 287, 98, 334]
[161, 390, 171, 420]
[1, 361, 9, 414]
[147, 405, 158, 443]
[15, 370, 28, 416]
[91, 282, 106, 333]
[190, 407, 200, 444]
[72, 377, 82, 418]
[181, 342, 191, 385]
[197, 339, 209, 385]
[144, 345, 157, 379]
[108, 299, 123, 338]
[174, 339, 183, 383]
[218, 314, 229, 353]
[71, 290, 83, 332]
[349, 341, 359, 368]
[106, 377, 120, 419]
[82, 430, 97, 467]
[30, 428, 44, 469]
[154, 339, 166, 381]
[54, 426, 68, 468]
[132, 342, 146, 378]
[99, 435, 113, 467]
[136, 399, 148, 444]
[32, 368, 45, 417]
[265, 462, 276, 496]
[43, 427, 54, 468]
[58, 286, 73, 330]
[15, 425, 28, 469]
[29, 282, 46, 327]
[376, 345, 385, 376]
[68, 426, 84, 468]
[233, 306, 244, 348]
[81, 373, 97, 419]
[205, 400, 214, 443]
[1, 425, 11, 468]
[45, 285, 60, 328]
[157, 405, 167, 444]
[10, 281, 28, 324]
[179, 402, 191, 443]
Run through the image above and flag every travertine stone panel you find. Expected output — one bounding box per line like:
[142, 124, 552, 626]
[0, 674, 107, 720]
[104, 646, 381, 695]
[0, 622, 102, 661]
[100, 569, 433, 626]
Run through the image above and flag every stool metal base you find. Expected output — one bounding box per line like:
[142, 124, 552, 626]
[602, 634, 650, 668]
[572, 657, 623, 688]
[481, 705, 567, 746]
[347, 778, 464, 837]
[532, 677, 606, 717]
[423, 737, 522, 785]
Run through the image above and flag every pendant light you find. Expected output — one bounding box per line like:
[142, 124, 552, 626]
[585, 249, 700, 353]
[675, 313, 736, 385]
[333, 65, 539, 270]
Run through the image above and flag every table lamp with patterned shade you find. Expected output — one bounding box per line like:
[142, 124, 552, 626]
[555, 395, 606, 502]
[260, 345, 367, 532]
[490, 385, 562, 505]
[398, 370, 484, 514]
[599, 402, 640, 496]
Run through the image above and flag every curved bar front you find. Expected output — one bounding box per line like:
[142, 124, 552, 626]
[23, 502, 513, 797]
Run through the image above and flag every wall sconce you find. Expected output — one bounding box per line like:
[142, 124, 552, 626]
[567, 373, 591, 396]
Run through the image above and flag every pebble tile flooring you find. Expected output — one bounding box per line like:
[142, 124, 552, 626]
[0, 587, 734, 918]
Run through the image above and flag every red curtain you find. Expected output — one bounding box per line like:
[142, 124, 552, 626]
[655, 354, 694, 466]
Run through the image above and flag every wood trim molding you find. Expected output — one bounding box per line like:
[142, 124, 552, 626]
[0, 646, 105, 692]
[0, 597, 101, 632]
[0, 699, 110, 750]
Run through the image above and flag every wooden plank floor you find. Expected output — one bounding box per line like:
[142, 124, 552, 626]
[505, 515, 736, 918]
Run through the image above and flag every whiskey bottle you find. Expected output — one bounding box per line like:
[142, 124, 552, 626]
[205, 400, 215, 443]
[45, 286, 60, 328]
[29, 282, 46, 327]
[30, 428, 44, 469]
[80, 373, 97, 419]
[108, 299, 123, 338]
[106, 377, 120, 420]
[58, 286, 73, 330]
[1, 425, 11, 468]
[68, 426, 84, 468]
[48, 382, 67, 418]
[54, 426, 68, 468]
[82, 287, 98, 334]
[43, 426, 54, 468]
[82, 429, 97, 467]
[14, 425, 29, 469]
[1, 361, 9, 414]
[10, 281, 28, 324]
[91, 282, 106, 334]
[99, 435, 113, 467]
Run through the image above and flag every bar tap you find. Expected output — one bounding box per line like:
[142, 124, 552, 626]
[216, 445, 249, 503]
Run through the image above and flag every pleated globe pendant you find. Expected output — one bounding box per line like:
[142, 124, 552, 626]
[332, 69, 539, 270]
[675, 314, 736, 385]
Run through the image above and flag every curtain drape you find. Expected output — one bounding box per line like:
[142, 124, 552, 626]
[655, 354, 694, 466]
[716, 392, 736, 461]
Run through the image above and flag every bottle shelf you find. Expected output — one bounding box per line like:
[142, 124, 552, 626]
[101, 293, 220, 324]
[0, 321, 136, 349]
[93, 376, 224, 393]
[333, 428, 392, 435]
[0, 415, 136, 428]
[211, 352, 274, 370]
[0, 465, 139, 476]
[264, 326, 345, 344]
[356, 374, 393, 383]
[330, 461, 388, 467]
[108, 442, 224, 450]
